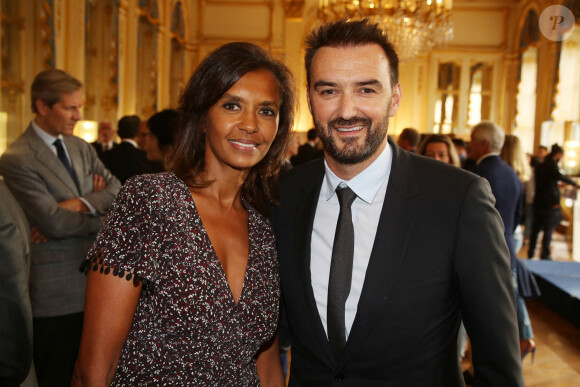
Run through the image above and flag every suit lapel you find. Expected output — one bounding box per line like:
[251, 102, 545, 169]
[25, 126, 79, 195]
[292, 161, 337, 363]
[341, 143, 420, 366]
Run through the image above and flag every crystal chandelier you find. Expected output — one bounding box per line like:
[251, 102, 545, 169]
[317, 0, 454, 62]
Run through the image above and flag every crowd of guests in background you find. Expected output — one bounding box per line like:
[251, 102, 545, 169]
[2, 17, 578, 387]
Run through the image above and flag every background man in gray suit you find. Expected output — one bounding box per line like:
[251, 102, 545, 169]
[0, 69, 120, 387]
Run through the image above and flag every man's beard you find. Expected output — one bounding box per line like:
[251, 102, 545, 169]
[313, 104, 391, 165]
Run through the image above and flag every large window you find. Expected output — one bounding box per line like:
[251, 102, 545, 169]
[428, 55, 499, 136]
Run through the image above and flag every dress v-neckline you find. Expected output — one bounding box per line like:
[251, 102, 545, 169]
[182, 181, 252, 306]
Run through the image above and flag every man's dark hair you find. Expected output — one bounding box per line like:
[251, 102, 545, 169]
[452, 138, 466, 148]
[305, 18, 399, 90]
[147, 109, 181, 149]
[399, 127, 421, 147]
[31, 69, 82, 113]
[307, 128, 318, 141]
[550, 143, 563, 155]
[174, 42, 295, 215]
[117, 115, 141, 139]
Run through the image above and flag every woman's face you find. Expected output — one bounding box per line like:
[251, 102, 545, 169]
[425, 142, 451, 164]
[204, 69, 281, 172]
[142, 125, 164, 162]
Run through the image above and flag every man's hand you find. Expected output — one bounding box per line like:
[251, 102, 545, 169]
[59, 198, 90, 213]
[93, 174, 106, 192]
[30, 226, 49, 244]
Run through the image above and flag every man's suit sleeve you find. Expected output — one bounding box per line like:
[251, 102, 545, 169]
[454, 177, 524, 386]
[0, 182, 33, 385]
[79, 142, 121, 214]
[0, 150, 109, 239]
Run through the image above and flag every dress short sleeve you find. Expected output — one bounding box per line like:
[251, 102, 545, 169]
[81, 174, 159, 289]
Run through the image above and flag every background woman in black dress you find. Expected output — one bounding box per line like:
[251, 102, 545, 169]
[73, 42, 295, 386]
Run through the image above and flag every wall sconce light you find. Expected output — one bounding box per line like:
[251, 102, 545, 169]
[75, 120, 98, 143]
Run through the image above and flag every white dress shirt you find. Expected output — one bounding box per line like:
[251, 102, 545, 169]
[311, 143, 392, 339]
[31, 121, 96, 214]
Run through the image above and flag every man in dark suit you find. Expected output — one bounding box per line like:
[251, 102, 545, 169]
[528, 143, 578, 259]
[290, 128, 323, 166]
[470, 121, 540, 358]
[270, 19, 523, 386]
[102, 115, 147, 184]
[0, 178, 33, 386]
[91, 121, 118, 160]
[0, 69, 121, 387]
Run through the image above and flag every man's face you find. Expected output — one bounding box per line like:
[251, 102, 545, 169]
[307, 44, 401, 166]
[98, 123, 114, 143]
[35, 89, 83, 137]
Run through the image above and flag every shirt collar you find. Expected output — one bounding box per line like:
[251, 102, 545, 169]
[323, 142, 392, 204]
[476, 152, 500, 165]
[31, 120, 63, 147]
[122, 139, 138, 147]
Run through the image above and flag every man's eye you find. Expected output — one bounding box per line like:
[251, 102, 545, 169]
[360, 88, 376, 94]
[320, 89, 336, 96]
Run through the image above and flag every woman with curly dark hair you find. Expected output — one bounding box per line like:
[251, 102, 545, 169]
[73, 42, 295, 386]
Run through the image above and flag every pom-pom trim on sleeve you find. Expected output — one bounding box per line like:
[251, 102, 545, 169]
[79, 254, 155, 291]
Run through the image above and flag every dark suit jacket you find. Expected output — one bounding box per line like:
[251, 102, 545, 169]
[533, 154, 577, 210]
[0, 179, 32, 385]
[102, 141, 147, 184]
[270, 141, 523, 386]
[91, 140, 118, 160]
[0, 125, 121, 317]
[474, 155, 539, 298]
[473, 155, 522, 257]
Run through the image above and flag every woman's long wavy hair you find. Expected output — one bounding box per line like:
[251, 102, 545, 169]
[173, 42, 296, 216]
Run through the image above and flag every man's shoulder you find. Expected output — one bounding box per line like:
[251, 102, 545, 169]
[0, 131, 35, 163]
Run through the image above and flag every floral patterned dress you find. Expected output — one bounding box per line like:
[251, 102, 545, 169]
[82, 172, 280, 386]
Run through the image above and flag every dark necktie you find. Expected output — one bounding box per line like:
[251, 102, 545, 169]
[327, 185, 357, 360]
[53, 139, 78, 188]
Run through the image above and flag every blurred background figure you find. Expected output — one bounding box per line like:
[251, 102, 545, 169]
[530, 145, 548, 168]
[501, 134, 533, 253]
[91, 121, 118, 160]
[282, 131, 300, 172]
[470, 122, 540, 362]
[0, 178, 34, 387]
[528, 144, 579, 260]
[142, 109, 181, 172]
[290, 128, 322, 166]
[452, 138, 469, 168]
[397, 127, 420, 152]
[418, 134, 461, 167]
[102, 115, 147, 184]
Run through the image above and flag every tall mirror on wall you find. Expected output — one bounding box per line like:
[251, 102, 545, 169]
[431, 57, 496, 136]
[467, 62, 493, 127]
[433, 62, 460, 134]
[85, 0, 119, 126]
[136, 0, 159, 119]
[0, 0, 24, 153]
[513, 9, 540, 155]
[169, 1, 185, 109]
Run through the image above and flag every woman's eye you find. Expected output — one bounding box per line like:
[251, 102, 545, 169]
[260, 108, 276, 117]
[223, 103, 240, 111]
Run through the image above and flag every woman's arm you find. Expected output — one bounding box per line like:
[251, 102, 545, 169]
[71, 270, 141, 387]
[256, 333, 285, 387]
